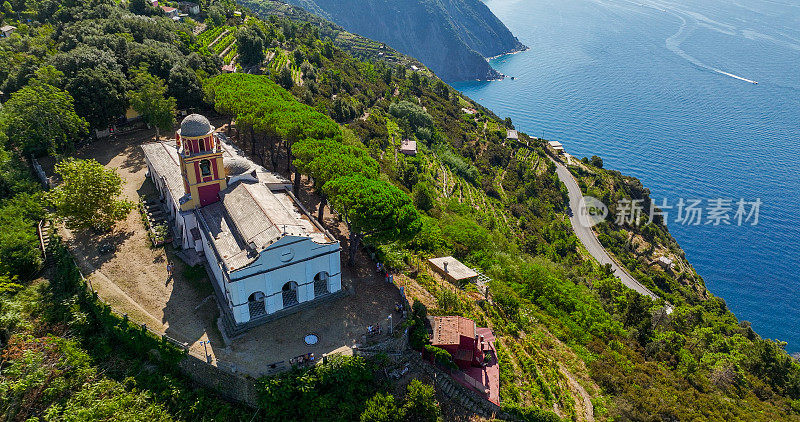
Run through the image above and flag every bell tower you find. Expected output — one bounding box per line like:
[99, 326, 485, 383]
[176, 114, 227, 210]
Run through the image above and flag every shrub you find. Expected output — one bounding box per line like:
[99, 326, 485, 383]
[258, 355, 377, 421]
[402, 380, 439, 422]
[360, 393, 401, 422]
[425, 344, 457, 371]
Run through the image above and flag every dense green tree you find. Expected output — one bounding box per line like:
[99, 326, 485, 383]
[128, 40, 183, 81]
[207, 4, 226, 27]
[323, 175, 421, 266]
[389, 101, 433, 131]
[0, 82, 88, 156]
[2, 1, 13, 17]
[402, 380, 439, 422]
[167, 64, 204, 110]
[32, 65, 63, 87]
[187, 52, 222, 77]
[43, 379, 174, 421]
[48, 158, 133, 231]
[128, 68, 176, 140]
[332, 97, 358, 122]
[207, 73, 340, 172]
[292, 138, 379, 221]
[129, 0, 151, 15]
[258, 355, 376, 421]
[0, 216, 42, 279]
[277, 66, 294, 89]
[360, 393, 401, 422]
[50, 45, 121, 79]
[412, 180, 437, 212]
[0, 146, 39, 199]
[66, 66, 128, 129]
[236, 27, 265, 66]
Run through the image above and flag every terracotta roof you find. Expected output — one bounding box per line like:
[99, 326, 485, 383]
[431, 316, 476, 346]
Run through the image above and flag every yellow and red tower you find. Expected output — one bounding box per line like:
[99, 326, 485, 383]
[177, 114, 227, 210]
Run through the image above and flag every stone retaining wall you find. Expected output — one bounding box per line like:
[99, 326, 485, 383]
[178, 354, 260, 407]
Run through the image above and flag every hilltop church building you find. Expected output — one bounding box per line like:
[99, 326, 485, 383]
[142, 114, 342, 332]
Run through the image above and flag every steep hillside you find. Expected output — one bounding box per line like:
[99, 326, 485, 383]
[237, 0, 431, 71]
[266, 0, 526, 81]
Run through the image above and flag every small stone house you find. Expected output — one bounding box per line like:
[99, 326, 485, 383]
[657, 256, 674, 271]
[160, 5, 179, 18]
[399, 139, 417, 156]
[427, 256, 478, 285]
[178, 1, 200, 14]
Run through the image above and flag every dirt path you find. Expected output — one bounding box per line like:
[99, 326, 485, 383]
[558, 363, 594, 422]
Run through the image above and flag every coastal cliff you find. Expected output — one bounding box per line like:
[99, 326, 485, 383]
[279, 0, 526, 81]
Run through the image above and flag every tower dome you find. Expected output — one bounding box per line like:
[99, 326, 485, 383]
[224, 157, 254, 177]
[178, 114, 213, 138]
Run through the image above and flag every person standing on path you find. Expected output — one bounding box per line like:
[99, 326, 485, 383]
[166, 262, 174, 284]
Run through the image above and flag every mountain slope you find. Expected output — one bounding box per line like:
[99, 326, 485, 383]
[276, 0, 526, 81]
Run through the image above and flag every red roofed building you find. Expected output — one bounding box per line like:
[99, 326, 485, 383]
[161, 5, 179, 18]
[430, 316, 484, 369]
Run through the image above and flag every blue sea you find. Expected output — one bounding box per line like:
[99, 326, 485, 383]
[454, 0, 800, 352]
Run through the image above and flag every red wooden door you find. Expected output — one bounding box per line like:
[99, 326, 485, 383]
[198, 184, 221, 207]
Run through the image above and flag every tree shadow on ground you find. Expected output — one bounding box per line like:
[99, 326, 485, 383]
[71, 228, 136, 270]
[161, 249, 224, 349]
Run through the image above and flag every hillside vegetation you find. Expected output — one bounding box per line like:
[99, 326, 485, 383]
[0, 1, 799, 421]
[241, 0, 526, 81]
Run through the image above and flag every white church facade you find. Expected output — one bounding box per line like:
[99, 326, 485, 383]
[142, 114, 342, 332]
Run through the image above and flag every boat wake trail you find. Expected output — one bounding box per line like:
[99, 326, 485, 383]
[659, 3, 758, 84]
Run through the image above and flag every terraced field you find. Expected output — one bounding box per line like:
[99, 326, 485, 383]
[194, 25, 243, 67]
[197, 26, 228, 49]
[266, 49, 303, 83]
[212, 31, 236, 55]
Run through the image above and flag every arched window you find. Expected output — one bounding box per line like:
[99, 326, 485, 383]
[247, 291, 266, 319]
[314, 272, 329, 298]
[282, 281, 299, 308]
[199, 159, 212, 177]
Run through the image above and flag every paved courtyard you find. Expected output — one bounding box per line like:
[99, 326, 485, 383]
[50, 125, 403, 377]
[214, 273, 403, 376]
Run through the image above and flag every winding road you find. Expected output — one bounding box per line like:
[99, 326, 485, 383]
[552, 158, 659, 300]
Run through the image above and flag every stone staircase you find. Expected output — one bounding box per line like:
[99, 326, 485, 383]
[143, 198, 168, 223]
[141, 197, 174, 246]
[38, 219, 53, 263]
[408, 352, 511, 420]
